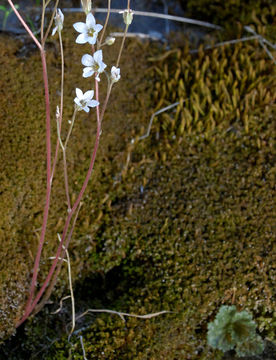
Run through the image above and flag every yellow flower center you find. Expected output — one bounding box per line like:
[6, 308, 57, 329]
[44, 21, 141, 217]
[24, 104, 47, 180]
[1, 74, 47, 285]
[88, 29, 95, 37]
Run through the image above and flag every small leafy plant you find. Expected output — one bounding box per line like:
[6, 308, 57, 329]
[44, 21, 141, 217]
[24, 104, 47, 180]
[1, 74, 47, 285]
[207, 305, 264, 357]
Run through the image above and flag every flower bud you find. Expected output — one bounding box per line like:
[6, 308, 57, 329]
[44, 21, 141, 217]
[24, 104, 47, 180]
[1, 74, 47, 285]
[52, 8, 64, 35]
[122, 9, 133, 26]
[106, 36, 115, 46]
[81, 0, 92, 15]
[111, 66, 120, 83]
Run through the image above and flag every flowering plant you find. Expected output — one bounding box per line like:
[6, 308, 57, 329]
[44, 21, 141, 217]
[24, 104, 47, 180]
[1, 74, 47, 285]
[6, 0, 132, 327]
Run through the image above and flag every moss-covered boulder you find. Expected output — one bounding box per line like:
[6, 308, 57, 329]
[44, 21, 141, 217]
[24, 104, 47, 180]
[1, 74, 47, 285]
[181, 0, 275, 41]
[0, 5, 275, 360]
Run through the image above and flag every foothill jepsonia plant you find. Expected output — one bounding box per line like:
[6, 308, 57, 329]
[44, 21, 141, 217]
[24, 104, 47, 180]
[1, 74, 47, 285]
[208, 305, 264, 357]
[6, 0, 133, 328]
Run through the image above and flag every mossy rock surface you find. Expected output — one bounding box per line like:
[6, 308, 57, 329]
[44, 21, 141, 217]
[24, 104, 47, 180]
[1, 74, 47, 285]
[0, 7, 276, 360]
[181, 0, 275, 41]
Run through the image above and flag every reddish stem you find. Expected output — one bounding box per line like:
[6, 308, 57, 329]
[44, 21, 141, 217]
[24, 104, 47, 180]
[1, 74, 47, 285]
[32, 201, 82, 316]
[23, 50, 52, 317]
[7, 0, 42, 50]
[17, 79, 102, 326]
[8, 0, 53, 323]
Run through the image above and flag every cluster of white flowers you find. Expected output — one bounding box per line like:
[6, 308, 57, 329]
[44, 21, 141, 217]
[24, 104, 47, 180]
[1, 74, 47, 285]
[52, 7, 127, 113]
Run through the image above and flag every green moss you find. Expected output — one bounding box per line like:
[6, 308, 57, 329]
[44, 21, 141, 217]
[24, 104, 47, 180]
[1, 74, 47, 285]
[182, 0, 275, 41]
[45, 36, 275, 357]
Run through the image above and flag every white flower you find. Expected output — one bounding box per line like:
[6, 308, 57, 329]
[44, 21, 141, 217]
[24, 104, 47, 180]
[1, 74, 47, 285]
[81, 0, 92, 15]
[120, 9, 134, 25]
[74, 88, 99, 112]
[73, 13, 103, 45]
[81, 50, 107, 81]
[111, 66, 120, 83]
[52, 9, 64, 36]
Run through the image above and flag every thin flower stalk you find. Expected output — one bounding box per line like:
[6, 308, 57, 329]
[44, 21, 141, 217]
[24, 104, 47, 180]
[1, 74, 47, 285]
[64, 108, 77, 149]
[100, 83, 113, 122]
[62, 147, 71, 211]
[41, 0, 47, 41]
[65, 241, 75, 338]
[43, 0, 59, 43]
[116, 25, 128, 67]
[62, 108, 78, 211]
[100, 69, 120, 121]
[51, 29, 65, 183]
[116, 0, 131, 67]
[98, 0, 111, 47]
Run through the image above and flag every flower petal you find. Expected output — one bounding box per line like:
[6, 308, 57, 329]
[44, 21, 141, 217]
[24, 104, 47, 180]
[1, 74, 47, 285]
[74, 97, 81, 107]
[93, 50, 103, 63]
[87, 100, 99, 108]
[95, 24, 103, 33]
[86, 13, 96, 28]
[76, 33, 89, 44]
[81, 54, 93, 66]
[87, 35, 97, 45]
[58, 9, 64, 23]
[76, 88, 83, 99]
[83, 68, 94, 78]
[73, 22, 87, 33]
[98, 62, 107, 73]
[52, 26, 57, 36]
[83, 90, 94, 100]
